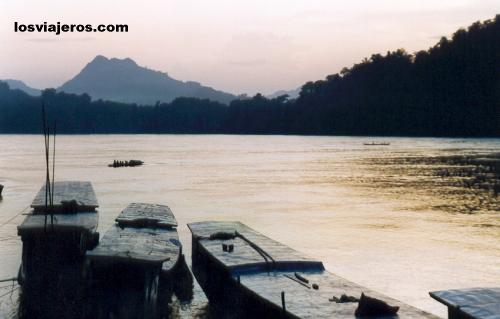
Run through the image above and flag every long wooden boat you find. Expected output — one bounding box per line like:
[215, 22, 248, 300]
[86, 203, 190, 319]
[189, 221, 438, 319]
[17, 181, 99, 285]
[17, 181, 99, 317]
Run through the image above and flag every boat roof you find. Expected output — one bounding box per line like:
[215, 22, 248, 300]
[430, 288, 500, 319]
[115, 203, 177, 229]
[31, 181, 98, 213]
[86, 224, 180, 268]
[188, 221, 324, 273]
[17, 212, 98, 236]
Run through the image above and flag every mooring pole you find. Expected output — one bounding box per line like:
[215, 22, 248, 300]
[281, 291, 286, 314]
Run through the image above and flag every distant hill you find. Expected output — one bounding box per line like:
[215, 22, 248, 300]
[0, 16, 497, 137]
[58, 55, 236, 105]
[267, 87, 300, 99]
[1, 79, 40, 96]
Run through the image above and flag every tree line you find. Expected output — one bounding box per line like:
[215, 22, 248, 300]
[1, 16, 498, 136]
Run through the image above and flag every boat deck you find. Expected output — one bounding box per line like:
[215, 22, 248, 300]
[116, 202, 177, 228]
[31, 181, 98, 213]
[86, 224, 180, 266]
[237, 270, 436, 319]
[430, 288, 500, 319]
[18, 212, 98, 236]
[19, 181, 99, 236]
[188, 221, 323, 272]
[189, 221, 438, 318]
[88, 203, 181, 272]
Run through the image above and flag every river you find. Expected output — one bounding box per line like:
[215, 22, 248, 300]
[0, 135, 498, 318]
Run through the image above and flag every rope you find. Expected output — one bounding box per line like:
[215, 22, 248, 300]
[0, 278, 17, 284]
[205, 230, 276, 269]
[235, 231, 275, 268]
[0, 286, 18, 299]
[0, 205, 30, 228]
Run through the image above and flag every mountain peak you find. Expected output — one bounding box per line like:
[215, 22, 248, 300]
[90, 55, 109, 64]
[1, 79, 41, 96]
[88, 55, 138, 68]
[58, 56, 235, 105]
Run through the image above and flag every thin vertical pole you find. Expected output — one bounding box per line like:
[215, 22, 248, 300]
[51, 122, 56, 227]
[281, 291, 286, 314]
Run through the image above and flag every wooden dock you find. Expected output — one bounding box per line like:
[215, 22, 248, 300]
[86, 203, 191, 318]
[430, 288, 500, 319]
[189, 221, 438, 319]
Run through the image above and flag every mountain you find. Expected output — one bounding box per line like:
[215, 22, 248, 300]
[1, 79, 40, 96]
[58, 55, 236, 105]
[267, 87, 300, 99]
[1, 16, 497, 137]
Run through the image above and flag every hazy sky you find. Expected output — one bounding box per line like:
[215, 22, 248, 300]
[0, 0, 498, 95]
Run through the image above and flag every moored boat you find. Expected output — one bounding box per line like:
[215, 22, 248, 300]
[188, 221, 438, 319]
[86, 203, 191, 319]
[17, 181, 99, 317]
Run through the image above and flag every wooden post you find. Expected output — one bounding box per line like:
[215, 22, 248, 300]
[281, 291, 286, 313]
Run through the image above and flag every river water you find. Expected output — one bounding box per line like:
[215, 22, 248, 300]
[0, 135, 498, 318]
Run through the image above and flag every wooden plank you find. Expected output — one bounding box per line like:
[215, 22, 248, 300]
[17, 212, 98, 236]
[31, 181, 98, 213]
[188, 221, 323, 272]
[116, 203, 177, 228]
[87, 225, 180, 267]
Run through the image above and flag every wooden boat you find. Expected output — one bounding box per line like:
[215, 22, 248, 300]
[86, 203, 190, 319]
[189, 221, 438, 319]
[108, 159, 144, 167]
[17, 181, 99, 285]
[17, 181, 99, 317]
[363, 142, 390, 146]
[430, 288, 500, 319]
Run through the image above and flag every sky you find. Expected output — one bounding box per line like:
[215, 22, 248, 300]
[0, 0, 498, 95]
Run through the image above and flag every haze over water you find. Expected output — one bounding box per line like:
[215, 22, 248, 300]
[0, 135, 498, 318]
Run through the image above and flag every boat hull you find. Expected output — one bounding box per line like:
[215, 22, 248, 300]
[189, 221, 438, 319]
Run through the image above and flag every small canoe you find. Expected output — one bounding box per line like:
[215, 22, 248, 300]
[86, 203, 189, 319]
[189, 221, 437, 319]
[430, 288, 500, 319]
[363, 142, 390, 146]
